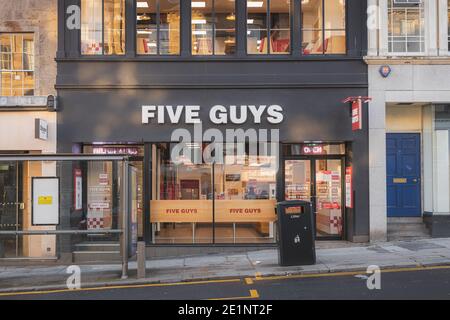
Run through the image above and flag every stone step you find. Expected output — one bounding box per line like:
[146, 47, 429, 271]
[387, 234, 431, 241]
[74, 242, 120, 252]
[388, 224, 429, 232]
[72, 251, 121, 264]
[387, 217, 424, 224]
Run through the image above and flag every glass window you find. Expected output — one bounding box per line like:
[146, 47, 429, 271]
[247, 0, 291, 55]
[0, 34, 34, 96]
[302, 0, 346, 55]
[81, 0, 126, 55]
[448, 0, 450, 51]
[151, 142, 277, 244]
[191, 0, 236, 55]
[388, 0, 424, 53]
[137, 0, 180, 55]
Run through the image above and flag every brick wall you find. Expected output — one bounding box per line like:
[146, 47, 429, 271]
[0, 0, 57, 96]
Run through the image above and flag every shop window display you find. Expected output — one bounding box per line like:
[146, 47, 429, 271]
[151, 143, 277, 244]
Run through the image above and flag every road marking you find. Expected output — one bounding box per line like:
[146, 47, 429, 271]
[0, 278, 241, 298]
[252, 265, 450, 282]
[208, 289, 260, 301]
[244, 278, 254, 285]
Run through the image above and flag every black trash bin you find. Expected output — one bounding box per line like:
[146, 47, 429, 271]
[277, 200, 316, 266]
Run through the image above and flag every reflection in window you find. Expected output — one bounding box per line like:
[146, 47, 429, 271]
[191, 0, 236, 55]
[247, 0, 291, 54]
[151, 143, 277, 244]
[0, 34, 34, 96]
[388, 0, 424, 53]
[137, 0, 180, 55]
[302, 0, 346, 55]
[81, 0, 126, 55]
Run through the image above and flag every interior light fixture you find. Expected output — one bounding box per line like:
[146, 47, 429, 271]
[192, 1, 206, 8]
[137, 1, 149, 8]
[192, 19, 207, 24]
[247, 1, 264, 8]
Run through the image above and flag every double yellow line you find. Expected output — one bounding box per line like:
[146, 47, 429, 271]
[1, 264, 449, 299]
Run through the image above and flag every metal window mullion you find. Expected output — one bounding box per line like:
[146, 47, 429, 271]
[322, 0, 325, 54]
[157, 0, 161, 55]
[212, 0, 215, 55]
[266, 0, 272, 54]
[102, 0, 105, 55]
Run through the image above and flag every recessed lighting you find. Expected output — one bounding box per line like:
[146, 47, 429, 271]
[192, 19, 207, 24]
[247, 19, 254, 24]
[192, 1, 206, 8]
[247, 1, 264, 8]
[193, 30, 207, 35]
[137, 1, 149, 8]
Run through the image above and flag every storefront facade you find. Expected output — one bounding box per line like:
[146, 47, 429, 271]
[367, 0, 450, 240]
[56, 0, 369, 253]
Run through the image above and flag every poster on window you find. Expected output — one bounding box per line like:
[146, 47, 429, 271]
[32, 177, 59, 225]
[74, 169, 83, 211]
[345, 167, 353, 208]
[87, 162, 112, 230]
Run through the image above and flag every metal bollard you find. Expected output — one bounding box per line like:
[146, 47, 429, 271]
[137, 241, 146, 279]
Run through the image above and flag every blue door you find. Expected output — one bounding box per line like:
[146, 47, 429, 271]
[386, 133, 421, 217]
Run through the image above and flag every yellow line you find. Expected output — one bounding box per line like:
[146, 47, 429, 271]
[244, 278, 254, 285]
[253, 265, 450, 282]
[0, 278, 241, 298]
[208, 289, 259, 301]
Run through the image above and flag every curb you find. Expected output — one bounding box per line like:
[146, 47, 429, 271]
[2, 262, 450, 295]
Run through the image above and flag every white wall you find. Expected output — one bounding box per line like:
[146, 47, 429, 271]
[368, 63, 450, 241]
[0, 111, 56, 153]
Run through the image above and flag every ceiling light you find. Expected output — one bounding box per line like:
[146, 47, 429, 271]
[247, 1, 264, 8]
[192, 1, 206, 8]
[137, 1, 149, 8]
[192, 19, 207, 24]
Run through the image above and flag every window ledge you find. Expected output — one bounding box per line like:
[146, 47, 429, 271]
[364, 55, 450, 65]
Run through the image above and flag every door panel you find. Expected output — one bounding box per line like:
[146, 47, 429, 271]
[284, 158, 344, 239]
[386, 133, 421, 217]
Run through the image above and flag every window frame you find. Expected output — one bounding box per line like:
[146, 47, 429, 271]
[0, 33, 35, 97]
[136, 0, 181, 56]
[80, 0, 126, 56]
[191, 0, 237, 56]
[300, 0, 348, 56]
[387, 0, 425, 56]
[76, 0, 355, 60]
[245, 0, 294, 56]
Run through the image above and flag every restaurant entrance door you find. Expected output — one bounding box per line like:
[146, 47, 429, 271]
[284, 157, 345, 239]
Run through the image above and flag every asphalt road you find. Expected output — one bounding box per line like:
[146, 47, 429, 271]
[1, 266, 450, 300]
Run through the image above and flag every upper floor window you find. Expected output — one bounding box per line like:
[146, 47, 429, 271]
[81, 0, 126, 55]
[301, 0, 346, 55]
[388, 0, 424, 54]
[137, 0, 180, 55]
[247, 0, 291, 55]
[192, 0, 236, 55]
[0, 34, 34, 96]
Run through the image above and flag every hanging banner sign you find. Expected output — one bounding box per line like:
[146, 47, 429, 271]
[352, 100, 362, 131]
[345, 167, 353, 208]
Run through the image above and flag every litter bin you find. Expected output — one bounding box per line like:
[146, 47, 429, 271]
[277, 200, 316, 266]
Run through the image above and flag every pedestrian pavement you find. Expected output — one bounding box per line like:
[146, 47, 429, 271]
[1, 237, 450, 293]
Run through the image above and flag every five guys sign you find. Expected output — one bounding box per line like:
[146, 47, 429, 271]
[342, 97, 372, 131]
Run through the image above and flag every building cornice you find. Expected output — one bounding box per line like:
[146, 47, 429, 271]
[364, 56, 450, 65]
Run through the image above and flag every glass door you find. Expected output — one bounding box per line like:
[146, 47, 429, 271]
[284, 158, 344, 239]
[314, 159, 343, 238]
[0, 161, 23, 258]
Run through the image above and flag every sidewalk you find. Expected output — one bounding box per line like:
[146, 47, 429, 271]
[1, 238, 450, 293]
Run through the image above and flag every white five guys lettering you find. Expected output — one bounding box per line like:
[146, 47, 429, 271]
[141, 105, 284, 125]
